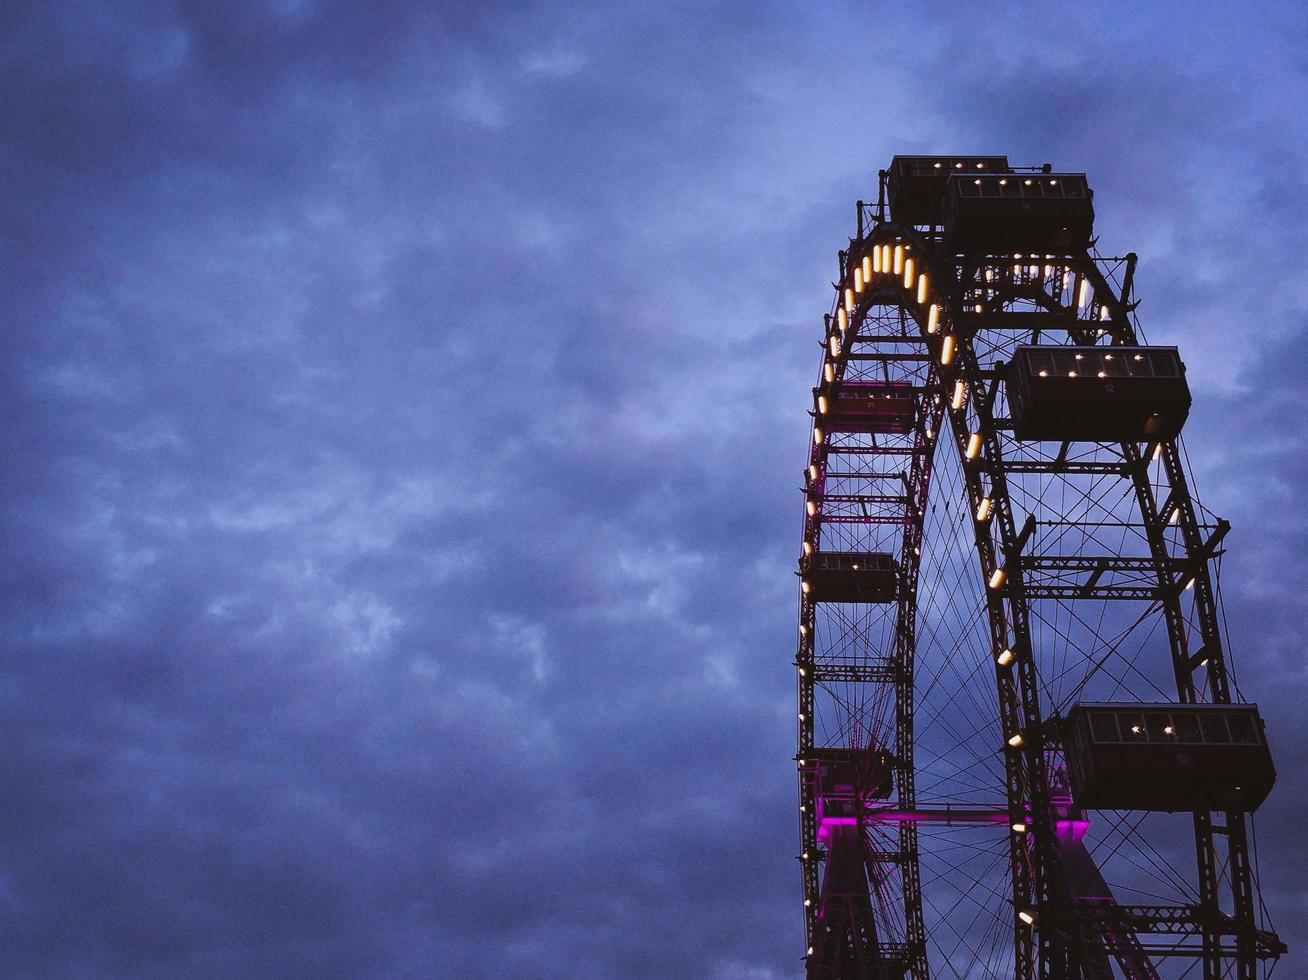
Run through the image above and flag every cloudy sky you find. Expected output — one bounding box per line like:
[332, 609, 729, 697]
[3, 1, 1307, 977]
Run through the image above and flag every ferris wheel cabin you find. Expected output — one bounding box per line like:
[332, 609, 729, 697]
[814, 381, 916, 435]
[1064, 703, 1276, 813]
[803, 551, 898, 603]
[805, 747, 895, 821]
[1005, 345, 1192, 441]
[943, 172, 1095, 253]
[887, 155, 1011, 226]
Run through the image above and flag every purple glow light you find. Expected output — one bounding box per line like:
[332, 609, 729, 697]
[1055, 818, 1091, 842]
[816, 815, 857, 844]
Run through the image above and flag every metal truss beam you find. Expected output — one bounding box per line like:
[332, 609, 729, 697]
[1016, 555, 1193, 601]
[1066, 904, 1285, 959]
[1001, 459, 1130, 476]
[845, 352, 933, 362]
[816, 515, 912, 526]
[825, 446, 918, 456]
[811, 661, 901, 684]
[816, 494, 909, 507]
[864, 805, 1008, 825]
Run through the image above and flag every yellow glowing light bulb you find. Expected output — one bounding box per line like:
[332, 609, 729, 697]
[893, 244, 904, 275]
[917, 273, 929, 305]
[903, 257, 915, 289]
[927, 304, 940, 334]
[951, 379, 966, 411]
[940, 334, 955, 366]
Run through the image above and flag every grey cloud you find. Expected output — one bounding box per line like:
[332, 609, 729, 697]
[3, 0, 1306, 976]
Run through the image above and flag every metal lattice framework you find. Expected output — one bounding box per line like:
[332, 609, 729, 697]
[795, 160, 1284, 978]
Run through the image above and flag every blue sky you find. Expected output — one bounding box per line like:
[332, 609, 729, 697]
[3, 1, 1307, 976]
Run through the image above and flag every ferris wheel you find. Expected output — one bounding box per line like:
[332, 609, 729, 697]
[795, 156, 1285, 979]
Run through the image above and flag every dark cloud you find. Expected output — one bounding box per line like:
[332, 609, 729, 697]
[2, 0, 1305, 976]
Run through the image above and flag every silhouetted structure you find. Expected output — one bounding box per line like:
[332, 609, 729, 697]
[796, 155, 1284, 978]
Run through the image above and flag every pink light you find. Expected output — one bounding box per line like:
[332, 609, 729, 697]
[816, 815, 857, 844]
[1055, 818, 1091, 842]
